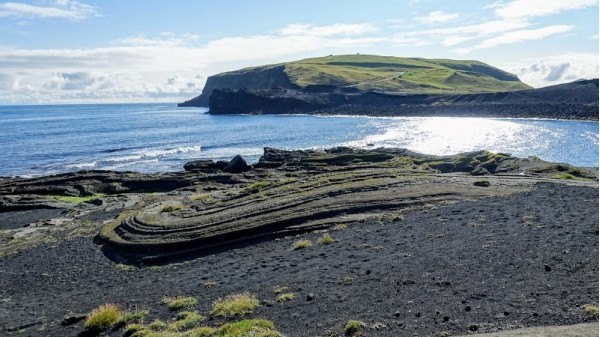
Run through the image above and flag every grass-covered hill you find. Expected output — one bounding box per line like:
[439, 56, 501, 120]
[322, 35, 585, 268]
[180, 54, 532, 106]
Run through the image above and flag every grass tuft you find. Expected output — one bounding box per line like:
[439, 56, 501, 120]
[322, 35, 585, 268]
[168, 311, 205, 331]
[120, 310, 146, 324]
[291, 239, 312, 250]
[344, 320, 364, 336]
[276, 293, 295, 303]
[148, 319, 167, 331]
[333, 223, 348, 230]
[189, 193, 210, 202]
[162, 205, 184, 213]
[245, 181, 271, 193]
[162, 296, 198, 311]
[273, 286, 288, 294]
[583, 304, 599, 318]
[124, 323, 145, 336]
[213, 319, 282, 337]
[317, 233, 335, 245]
[84, 304, 122, 333]
[210, 293, 260, 318]
[49, 193, 105, 204]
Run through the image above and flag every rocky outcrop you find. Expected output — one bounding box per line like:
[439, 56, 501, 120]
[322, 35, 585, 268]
[95, 147, 597, 261]
[178, 65, 299, 107]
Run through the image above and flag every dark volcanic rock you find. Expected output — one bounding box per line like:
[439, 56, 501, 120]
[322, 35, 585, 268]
[222, 155, 250, 173]
[184, 159, 229, 172]
[203, 79, 599, 120]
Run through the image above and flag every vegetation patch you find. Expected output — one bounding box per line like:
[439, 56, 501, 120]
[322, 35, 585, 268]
[291, 239, 312, 250]
[210, 293, 259, 318]
[273, 286, 288, 294]
[124, 323, 145, 336]
[120, 310, 146, 325]
[162, 205, 184, 213]
[148, 319, 167, 331]
[213, 319, 282, 337]
[583, 304, 599, 318]
[168, 311, 205, 331]
[244, 181, 271, 193]
[276, 293, 295, 303]
[344, 320, 364, 336]
[48, 193, 104, 204]
[317, 233, 335, 245]
[162, 296, 198, 311]
[84, 303, 122, 333]
[190, 193, 210, 202]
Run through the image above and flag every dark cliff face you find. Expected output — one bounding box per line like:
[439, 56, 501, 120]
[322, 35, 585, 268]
[178, 65, 299, 107]
[206, 80, 600, 120]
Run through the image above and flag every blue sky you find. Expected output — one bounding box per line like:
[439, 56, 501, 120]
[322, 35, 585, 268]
[0, 0, 597, 103]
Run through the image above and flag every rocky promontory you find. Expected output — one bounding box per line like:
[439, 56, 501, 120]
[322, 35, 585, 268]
[205, 79, 599, 120]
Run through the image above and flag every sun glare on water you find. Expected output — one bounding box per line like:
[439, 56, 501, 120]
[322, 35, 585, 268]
[346, 117, 543, 156]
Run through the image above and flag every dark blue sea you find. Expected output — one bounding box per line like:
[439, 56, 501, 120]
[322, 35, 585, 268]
[0, 103, 598, 177]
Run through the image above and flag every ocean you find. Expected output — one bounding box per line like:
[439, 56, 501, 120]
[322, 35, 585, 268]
[0, 103, 598, 177]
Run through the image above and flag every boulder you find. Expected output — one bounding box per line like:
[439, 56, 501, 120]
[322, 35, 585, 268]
[223, 155, 250, 173]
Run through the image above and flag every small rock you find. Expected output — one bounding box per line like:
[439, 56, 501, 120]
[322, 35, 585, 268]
[394, 311, 401, 317]
[544, 265, 552, 272]
[306, 293, 314, 301]
[415, 312, 421, 317]
[366, 269, 372, 275]
[465, 306, 472, 312]
[473, 180, 491, 187]
[61, 314, 86, 326]
[261, 300, 274, 307]
[443, 316, 450, 322]
[85, 198, 103, 206]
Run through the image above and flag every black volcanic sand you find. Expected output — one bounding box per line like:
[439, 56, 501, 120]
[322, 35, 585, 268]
[0, 182, 597, 337]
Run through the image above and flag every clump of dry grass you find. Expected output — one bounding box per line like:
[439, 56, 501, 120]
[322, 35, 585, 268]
[276, 293, 295, 303]
[317, 233, 335, 245]
[84, 304, 122, 333]
[210, 293, 259, 318]
[291, 239, 312, 250]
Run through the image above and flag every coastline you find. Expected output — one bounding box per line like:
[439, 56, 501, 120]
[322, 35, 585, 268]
[0, 147, 598, 336]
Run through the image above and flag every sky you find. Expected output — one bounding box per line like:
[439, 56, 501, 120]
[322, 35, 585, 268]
[0, 0, 598, 104]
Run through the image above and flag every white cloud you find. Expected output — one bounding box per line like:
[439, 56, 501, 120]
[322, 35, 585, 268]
[501, 53, 599, 87]
[453, 25, 574, 53]
[494, 0, 597, 19]
[0, 24, 385, 103]
[393, 19, 531, 47]
[415, 11, 459, 24]
[0, 0, 98, 20]
[279, 23, 378, 37]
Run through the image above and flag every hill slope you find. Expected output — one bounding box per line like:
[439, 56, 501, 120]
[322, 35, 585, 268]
[180, 54, 531, 107]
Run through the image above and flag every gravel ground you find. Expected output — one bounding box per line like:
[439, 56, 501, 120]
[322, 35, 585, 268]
[0, 182, 598, 337]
